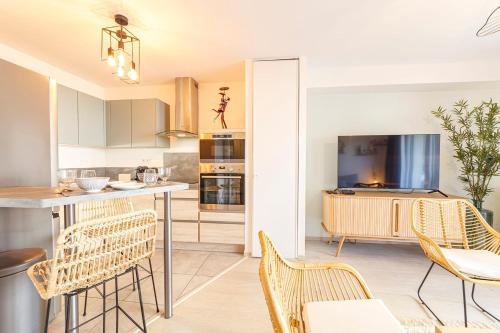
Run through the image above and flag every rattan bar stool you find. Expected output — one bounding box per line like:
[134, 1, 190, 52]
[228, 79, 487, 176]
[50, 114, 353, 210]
[27, 210, 158, 333]
[78, 198, 160, 316]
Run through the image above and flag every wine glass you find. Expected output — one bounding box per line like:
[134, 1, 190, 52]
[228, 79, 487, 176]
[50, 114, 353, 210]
[57, 169, 77, 190]
[157, 167, 172, 184]
[143, 169, 159, 185]
[80, 170, 96, 178]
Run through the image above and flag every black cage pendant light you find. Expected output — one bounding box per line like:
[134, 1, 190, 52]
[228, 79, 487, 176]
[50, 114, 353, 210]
[101, 14, 140, 84]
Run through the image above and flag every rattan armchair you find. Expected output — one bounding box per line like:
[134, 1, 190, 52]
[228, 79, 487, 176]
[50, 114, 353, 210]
[411, 198, 500, 327]
[258, 231, 373, 333]
[28, 210, 158, 332]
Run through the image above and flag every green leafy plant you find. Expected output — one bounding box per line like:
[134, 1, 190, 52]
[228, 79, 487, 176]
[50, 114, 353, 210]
[432, 99, 500, 209]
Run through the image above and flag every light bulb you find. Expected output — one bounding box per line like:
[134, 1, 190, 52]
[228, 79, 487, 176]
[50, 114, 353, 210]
[117, 50, 125, 66]
[107, 48, 116, 67]
[127, 62, 138, 81]
[116, 40, 126, 66]
[117, 66, 124, 78]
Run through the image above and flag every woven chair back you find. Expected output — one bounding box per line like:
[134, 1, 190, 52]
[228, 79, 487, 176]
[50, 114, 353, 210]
[412, 199, 499, 253]
[30, 210, 157, 299]
[258, 231, 372, 333]
[77, 198, 134, 222]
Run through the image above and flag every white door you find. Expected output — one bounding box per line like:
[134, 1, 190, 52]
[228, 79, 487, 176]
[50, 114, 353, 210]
[252, 59, 299, 258]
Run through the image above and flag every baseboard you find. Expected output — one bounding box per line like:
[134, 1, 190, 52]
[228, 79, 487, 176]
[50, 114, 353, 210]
[305, 236, 419, 246]
[155, 240, 244, 253]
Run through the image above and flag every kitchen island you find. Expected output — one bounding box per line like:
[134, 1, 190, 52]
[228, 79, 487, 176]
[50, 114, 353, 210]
[0, 181, 189, 331]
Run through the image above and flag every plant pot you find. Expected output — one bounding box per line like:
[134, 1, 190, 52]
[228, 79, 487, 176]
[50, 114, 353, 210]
[473, 200, 494, 227]
[479, 208, 494, 227]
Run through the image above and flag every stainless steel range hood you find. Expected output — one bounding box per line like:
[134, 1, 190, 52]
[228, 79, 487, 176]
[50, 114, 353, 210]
[157, 77, 199, 137]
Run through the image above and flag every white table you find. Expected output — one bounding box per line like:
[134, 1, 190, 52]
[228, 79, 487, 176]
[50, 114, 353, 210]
[302, 299, 405, 333]
[0, 182, 189, 332]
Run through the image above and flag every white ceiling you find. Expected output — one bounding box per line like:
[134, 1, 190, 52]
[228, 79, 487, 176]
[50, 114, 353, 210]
[1, 0, 500, 87]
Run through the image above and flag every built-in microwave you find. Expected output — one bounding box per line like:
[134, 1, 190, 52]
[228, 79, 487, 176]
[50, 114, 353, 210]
[199, 132, 245, 163]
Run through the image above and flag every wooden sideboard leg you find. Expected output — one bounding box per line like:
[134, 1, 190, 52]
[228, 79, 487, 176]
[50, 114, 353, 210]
[336, 236, 346, 257]
[327, 234, 334, 245]
[321, 222, 335, 245]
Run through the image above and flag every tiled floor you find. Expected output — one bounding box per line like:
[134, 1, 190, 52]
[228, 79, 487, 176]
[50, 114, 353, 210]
[47, 249, 244, 332]
[49, 241, 500, 332]
[146, 240, 500, 333]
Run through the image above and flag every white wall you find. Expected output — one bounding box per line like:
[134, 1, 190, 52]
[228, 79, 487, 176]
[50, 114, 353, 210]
[198, 81, 245, 132]
[306, 84, 500, 238]
[308, 60, 500, 89]
[0, 42, 104, 98]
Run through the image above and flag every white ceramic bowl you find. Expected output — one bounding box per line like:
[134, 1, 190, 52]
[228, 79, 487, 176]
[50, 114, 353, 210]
[75, 177, 110, 193]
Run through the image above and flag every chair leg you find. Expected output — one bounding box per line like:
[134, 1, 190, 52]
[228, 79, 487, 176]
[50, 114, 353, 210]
[135, 265, 148, 333]
[472, 283, 500, 322]
[417, 262, 444, 326]
[132, 269, 136, 291]
[115, 275, 119, 333]
[462, 280, 468, 327]
[83, 289, 88, 316]
[44, 298, 51, 333]
[64, 295, 70, 333]
[148, 257, 160, 313]
[102, 281, 106, 332]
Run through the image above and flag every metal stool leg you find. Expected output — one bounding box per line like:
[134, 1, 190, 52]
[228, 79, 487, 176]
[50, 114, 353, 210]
[102, 281, 106, 332]
[417, 262, 444, 325]
[64, 295, 70, 333]
[44, 298, 51, 333]
[135, 266, 148, 333]
[148, 258, 160, 313]
[115, 275, 119, 333]
[83, 289, 88, 316]
[472, 283, 500, 322]
[462, 280, 468, 327]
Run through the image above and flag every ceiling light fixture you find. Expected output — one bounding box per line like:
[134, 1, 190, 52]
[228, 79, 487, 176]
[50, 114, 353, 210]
[477, 6, 500, 37]
[101, 14, 140, 84]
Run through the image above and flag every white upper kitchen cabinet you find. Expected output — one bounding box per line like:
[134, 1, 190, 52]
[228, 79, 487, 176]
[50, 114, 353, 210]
[248, 58, 306, 258]
[57, 84, 78, 145]
[78, 92, 105, 147]
[106, 100, 132, 148]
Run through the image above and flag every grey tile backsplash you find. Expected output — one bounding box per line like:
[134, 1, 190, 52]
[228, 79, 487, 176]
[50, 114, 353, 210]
[163, 152, 199, 184]
[59, 152, 199, 184]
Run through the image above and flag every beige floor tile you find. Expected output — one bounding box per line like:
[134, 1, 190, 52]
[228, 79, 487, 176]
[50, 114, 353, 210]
[124, 273, 193, 305]
[181, 275, 213, 297]
[196, 252, 243, 277]
[157, 250, 211, 274]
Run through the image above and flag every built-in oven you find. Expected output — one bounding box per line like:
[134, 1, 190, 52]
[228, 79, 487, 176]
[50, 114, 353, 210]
[199, 132, 245, 163]
[199, 163, 245, 211]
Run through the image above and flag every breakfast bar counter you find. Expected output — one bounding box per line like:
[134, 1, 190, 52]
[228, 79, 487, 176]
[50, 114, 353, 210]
[0, 182, 189, 331]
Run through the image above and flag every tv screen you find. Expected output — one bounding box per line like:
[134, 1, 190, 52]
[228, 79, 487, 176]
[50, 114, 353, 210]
[338, 134, 440, 190]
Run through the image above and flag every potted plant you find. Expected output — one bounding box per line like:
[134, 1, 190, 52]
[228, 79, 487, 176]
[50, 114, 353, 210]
[432, 99, 500, 226]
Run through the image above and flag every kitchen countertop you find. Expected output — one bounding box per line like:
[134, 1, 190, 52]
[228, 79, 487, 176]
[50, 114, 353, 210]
[0, 182, 189, 208]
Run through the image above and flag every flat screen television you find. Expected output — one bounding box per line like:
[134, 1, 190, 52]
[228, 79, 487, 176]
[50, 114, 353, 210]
[338, 134, 440, 190]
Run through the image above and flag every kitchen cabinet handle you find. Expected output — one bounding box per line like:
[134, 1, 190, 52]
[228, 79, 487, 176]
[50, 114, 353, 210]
[201, 175, 242, 179]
